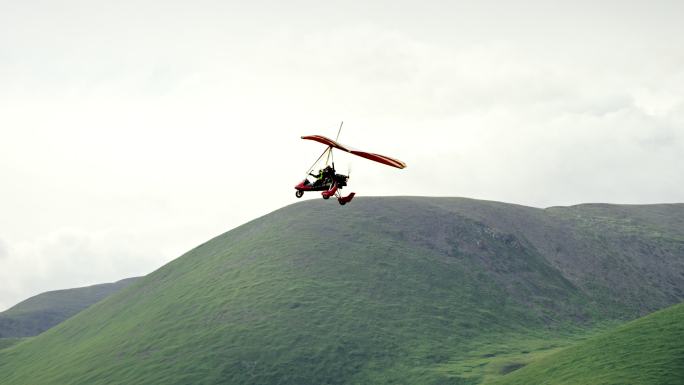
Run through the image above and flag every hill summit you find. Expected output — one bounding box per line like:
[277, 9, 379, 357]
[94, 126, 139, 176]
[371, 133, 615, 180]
[1, 197, 683, 384]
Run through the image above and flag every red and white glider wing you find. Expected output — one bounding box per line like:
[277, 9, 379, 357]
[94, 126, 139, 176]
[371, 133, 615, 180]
[301, 135, 406, 169]
[301, 135, 352, 152]
[348, 150, 406, 169]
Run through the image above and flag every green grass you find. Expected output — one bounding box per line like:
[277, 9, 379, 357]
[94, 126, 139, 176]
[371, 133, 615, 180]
[488, 302, 684, 385]
[428, 322, 625, 384]
[0, 197, 682, 384]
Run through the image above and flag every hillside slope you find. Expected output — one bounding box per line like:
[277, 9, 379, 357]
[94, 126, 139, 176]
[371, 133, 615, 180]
[0, 197, 682, 384]
[0, 277, 139, 338]
[425, 199, 684, 317]
[489, 302, 684, 385]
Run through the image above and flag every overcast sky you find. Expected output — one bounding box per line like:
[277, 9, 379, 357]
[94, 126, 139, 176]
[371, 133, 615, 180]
[1, 0, 683, 310]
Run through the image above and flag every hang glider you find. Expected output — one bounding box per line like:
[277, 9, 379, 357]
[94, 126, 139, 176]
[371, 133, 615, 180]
[300, 135, 407, 169]
[294, 125, 406, 205]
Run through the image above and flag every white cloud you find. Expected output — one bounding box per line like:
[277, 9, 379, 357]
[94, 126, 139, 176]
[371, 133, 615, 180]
[0, 238, 8, 260]
[1, 0, 683, 309]
[0, 229, 165, 311]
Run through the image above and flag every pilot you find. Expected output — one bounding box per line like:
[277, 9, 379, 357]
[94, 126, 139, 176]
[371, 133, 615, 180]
[309, 166, 335, 187]
[323, 165, 335, 179]
[309, 168, 325, 187]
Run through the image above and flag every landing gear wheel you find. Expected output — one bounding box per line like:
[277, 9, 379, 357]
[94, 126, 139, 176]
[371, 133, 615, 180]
[338, 200, 347, 206]
[295, 190, 304, 198]
[322, 194, 330, 200]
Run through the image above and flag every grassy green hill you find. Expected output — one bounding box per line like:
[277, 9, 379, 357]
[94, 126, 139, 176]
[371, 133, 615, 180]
[0, 277, 138, 339]
[0, 197, 682, 384]
[488, 302, 684, 385]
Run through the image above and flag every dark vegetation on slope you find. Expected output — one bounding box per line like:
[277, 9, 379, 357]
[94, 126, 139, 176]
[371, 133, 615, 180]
[0, 277, 139, 339]
[0, 338, 23, 350]
[0, 197, 682, 385]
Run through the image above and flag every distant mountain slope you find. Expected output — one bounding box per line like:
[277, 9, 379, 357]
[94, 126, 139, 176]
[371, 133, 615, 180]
[0, 277, 139, 338]
[424, 199, 684, 317]
[0, 197, 682, 385]
[489, 301, 684, 385]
